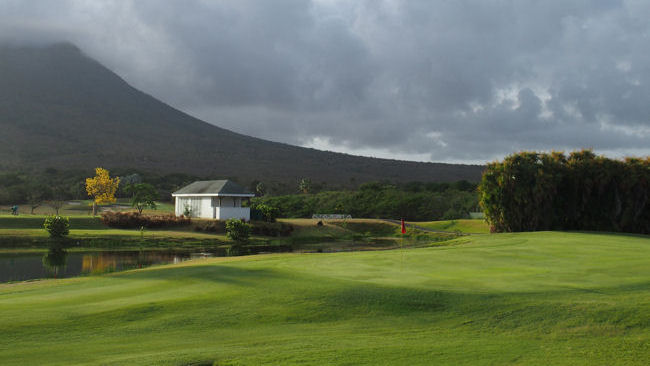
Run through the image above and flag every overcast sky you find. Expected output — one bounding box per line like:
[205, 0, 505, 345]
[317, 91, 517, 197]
[1, 0, 649, 164]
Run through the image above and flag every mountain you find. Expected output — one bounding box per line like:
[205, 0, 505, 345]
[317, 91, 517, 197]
[0, 43, 483, 186]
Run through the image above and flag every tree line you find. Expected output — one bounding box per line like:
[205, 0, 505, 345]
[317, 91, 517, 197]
[1, 167, 479, 221]
[252, 181, 479, 221]
[479, 150, 649, 234]
[0, 169, 200, 206]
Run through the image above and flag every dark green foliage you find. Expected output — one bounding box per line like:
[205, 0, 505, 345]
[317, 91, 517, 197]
[0, 166, 481, 209]
[253, 204, 280, 222]
[25, 182, 51, 214]
[0, 169, 98, 204]
[118, 174, 142, 197]
[42, 247, 68, 273]
[253, 182, 478, 221]
[100, 212, 190, 229]
[255, 181, 266, 196]
[298, 178, 312, 194]
[479, 150, 650, 234]
[250, 221, 294, 237]
[0, 168, 206, 206]
[126, 183, 158, 214]
[225, 219, 251, 243]
[43, 216, 70, 238]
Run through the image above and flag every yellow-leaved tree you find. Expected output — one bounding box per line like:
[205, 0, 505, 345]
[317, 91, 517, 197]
[85, 167, 120, 216]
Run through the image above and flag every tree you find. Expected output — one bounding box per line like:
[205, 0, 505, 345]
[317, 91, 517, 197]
[85, 168, 120, 216]
[119, 173, 142, 198]
[126, 183, 158, 214]
[225, 218, 251, 244]
[478, 150, 650, 234]
[255, 203, 279, 222]
[46, 185, 68, 215]
[255, 181, 266, 197]
[26, 183, 51, 214]
[298, 178, 312, 194]
[46, 199, 66, 215]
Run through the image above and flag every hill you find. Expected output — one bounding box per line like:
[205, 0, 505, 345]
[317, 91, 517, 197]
[0, 231, 648, 364]
[0, 43, 483, 186]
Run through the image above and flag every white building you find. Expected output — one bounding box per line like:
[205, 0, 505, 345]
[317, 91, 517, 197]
[172, 180, 255, 220]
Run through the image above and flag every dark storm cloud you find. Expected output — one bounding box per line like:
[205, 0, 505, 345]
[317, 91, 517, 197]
[1, 0, 649, 163]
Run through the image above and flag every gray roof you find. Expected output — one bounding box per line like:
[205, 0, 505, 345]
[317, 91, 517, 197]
[172, 180, 254, 196]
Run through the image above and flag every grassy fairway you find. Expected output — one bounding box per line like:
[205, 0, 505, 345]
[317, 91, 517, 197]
[0, 215, 227, 242]
[411, 218, 490, 233]
[1, 232, 649, 365]
[0, 215, 105, 229]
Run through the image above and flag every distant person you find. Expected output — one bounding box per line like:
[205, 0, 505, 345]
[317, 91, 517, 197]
[11, 205, 18, 215]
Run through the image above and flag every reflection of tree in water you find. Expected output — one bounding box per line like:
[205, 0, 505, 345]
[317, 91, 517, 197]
[82, 254, 117, 274]
[42, 246, 68, 278]
[81, 251, 185, 274]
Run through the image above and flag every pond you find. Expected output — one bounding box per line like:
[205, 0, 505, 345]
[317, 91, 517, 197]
[0, 249, 221, 283]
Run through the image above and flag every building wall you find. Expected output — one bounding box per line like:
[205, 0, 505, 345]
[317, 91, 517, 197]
[216, 207, 250, 221]
[201, 197, 213, 219]
[175, 195, 250, 220]
[175, 196, 210, 218]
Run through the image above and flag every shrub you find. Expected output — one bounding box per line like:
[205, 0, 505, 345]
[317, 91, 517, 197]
[100, 212, 190, 229]
[43, 216, 70, 238]
[194, 220, 227, 233]
[254, 204, 280, 222]
[183, 205, 192, 218]
[250, 221, 294, 237]
[225, 219, 251, 244]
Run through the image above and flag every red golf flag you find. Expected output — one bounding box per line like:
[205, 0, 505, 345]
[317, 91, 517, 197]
[401, 218, 406, 234]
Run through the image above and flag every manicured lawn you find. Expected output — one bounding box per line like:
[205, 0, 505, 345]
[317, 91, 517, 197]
[0, 228, 227, 240]
[411, 218, 490, 233]
[0, 215, 226, 240]
[0, 215, 105, 229]
[0, 231, 648, 365]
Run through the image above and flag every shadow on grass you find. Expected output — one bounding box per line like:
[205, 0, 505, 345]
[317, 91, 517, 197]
[109, 262, 279, 286]
[97, 260, 650, 330]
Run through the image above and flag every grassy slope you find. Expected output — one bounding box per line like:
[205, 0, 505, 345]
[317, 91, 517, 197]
[0, 216, 443, 249]
[0, 232, 648, 365]
[281, 219, 401, 238]
[411, 218, 490, 233]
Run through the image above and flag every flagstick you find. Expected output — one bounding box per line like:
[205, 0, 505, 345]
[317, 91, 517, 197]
[400, 218, 405, 272]
[400, 233, 404, 272]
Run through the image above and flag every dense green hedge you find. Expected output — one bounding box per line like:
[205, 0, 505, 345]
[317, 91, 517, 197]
[252, 183, 478, 221]
[479, 150, 649, 234]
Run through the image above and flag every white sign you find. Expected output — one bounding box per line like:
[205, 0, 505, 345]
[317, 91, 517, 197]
[312, 214, 352, 219]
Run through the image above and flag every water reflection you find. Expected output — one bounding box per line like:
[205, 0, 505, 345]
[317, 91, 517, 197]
[80, 251, 190, 274]
[42, 246, 68, 278]
[0, 249, 213, 283]
[0, 245, 289, 283]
